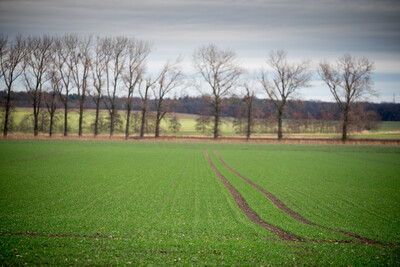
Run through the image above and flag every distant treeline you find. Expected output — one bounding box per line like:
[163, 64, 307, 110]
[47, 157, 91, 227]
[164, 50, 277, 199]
[2, 90, 399, 121]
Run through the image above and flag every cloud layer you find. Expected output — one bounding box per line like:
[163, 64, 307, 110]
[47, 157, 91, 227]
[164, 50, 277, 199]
[1, 0, 399, 101]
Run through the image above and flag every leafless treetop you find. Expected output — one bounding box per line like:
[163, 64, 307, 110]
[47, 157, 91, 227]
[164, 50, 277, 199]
[23, 35, 54, 91]
[193, 44, 243, 103]
[260, 50, 311, 107]
[319, 54, 375, 111]
[153, 57, 184, 100]
[123, 38, 152, 93]
[0, 35, 26, 88]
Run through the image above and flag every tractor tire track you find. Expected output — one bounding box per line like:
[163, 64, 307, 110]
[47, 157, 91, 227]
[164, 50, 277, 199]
[204, 150, 302, 241]
[213, 150, 381, 245]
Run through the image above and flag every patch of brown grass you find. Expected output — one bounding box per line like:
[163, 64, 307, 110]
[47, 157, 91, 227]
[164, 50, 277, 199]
[2, 133, 400, 145]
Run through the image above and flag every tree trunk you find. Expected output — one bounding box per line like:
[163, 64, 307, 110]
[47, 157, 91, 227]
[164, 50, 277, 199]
[155, 113, 161, 138]
[342, 109, 349, 142]
[94, 98, 100, 137]
[63, 97, 68, 136]
[109, 110, 114, 137]
[277, 108, 283, 140]
[78, 102, 83, 137]
[155, 108, 162, 138]
[33, 111, 39, 136]
[49, 112, 54, 137]
[140, 107, 146, 137]
[214, 104, 220, 139]
[246, 104, 252, 140]
[3, 88, 11, 137]
[125, 91, 133, 139]
[125, 108, 131, 140]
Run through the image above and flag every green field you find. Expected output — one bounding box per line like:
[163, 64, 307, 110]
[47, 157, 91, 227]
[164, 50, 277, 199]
[0, 140, 399, 265]
[4, 108, 400, 138]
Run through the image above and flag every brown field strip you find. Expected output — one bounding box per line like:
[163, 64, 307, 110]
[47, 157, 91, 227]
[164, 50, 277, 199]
[212, 150, 382, 245]
[2, 133, 400, 145]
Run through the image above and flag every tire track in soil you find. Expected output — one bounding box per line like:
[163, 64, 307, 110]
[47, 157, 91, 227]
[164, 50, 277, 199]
[204, 150, 302, 241]
[213, 150, 381, 245]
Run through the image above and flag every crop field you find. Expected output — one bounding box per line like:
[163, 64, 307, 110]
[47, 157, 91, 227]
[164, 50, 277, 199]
[0, 140, 399, 265]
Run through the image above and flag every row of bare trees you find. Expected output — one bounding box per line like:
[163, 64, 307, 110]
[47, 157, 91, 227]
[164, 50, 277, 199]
[193, 46, 375, 141]
[0, 34, 183, 139]
[225, 101, 379, 136]
[1, 34, 376, 141]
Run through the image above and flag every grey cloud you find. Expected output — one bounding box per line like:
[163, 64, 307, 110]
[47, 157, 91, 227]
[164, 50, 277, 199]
[0, 0, 399, 101]
[1, 0, 399, 56]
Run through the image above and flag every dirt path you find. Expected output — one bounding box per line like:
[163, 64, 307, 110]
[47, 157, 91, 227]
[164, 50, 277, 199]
[205, 150, 303, 241]
[213, 150, 381, 245]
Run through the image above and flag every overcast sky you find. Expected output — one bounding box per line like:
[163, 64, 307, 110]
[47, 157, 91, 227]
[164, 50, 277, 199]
[1, 0, 399, 102]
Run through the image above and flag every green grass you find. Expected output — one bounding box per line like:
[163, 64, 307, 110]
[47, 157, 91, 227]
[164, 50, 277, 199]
[1, 141, 399, 265]
[215, 145, 400, 243]
[374, 121, 400, 132]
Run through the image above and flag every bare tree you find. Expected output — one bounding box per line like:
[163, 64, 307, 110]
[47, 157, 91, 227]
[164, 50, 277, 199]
[242, 82, 256, 140]
[138, 76, 157, 137]
[71, 36, 92, 137]
[152, 58, 183, 137]
[193, 44, 242, 138]
[23, 35, 53, 136]
[259, 50, 311, 139]
[91, 36, 110, 137]
[319, 54, 375, 141]
[54, 34, 77, 136]
[103, 37, 127, 137]
[44, 67, 62, 137]
[0, 35, 6, 82]
[0, 34, 6, 65]
[123, 39, 151, 139]
[1, 35, 26, 136]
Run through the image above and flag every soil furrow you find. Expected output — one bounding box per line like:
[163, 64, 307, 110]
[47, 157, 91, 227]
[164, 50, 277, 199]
[204, 150, 302, 241]
[213, 150, 381, 245]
